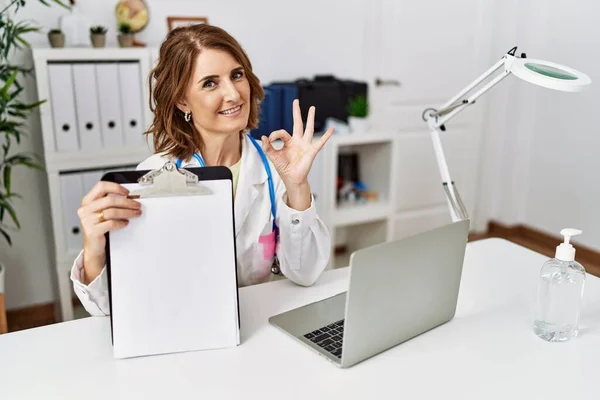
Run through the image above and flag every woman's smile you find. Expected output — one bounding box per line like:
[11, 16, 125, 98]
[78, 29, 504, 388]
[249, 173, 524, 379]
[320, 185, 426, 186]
[218, 104, 243, 117]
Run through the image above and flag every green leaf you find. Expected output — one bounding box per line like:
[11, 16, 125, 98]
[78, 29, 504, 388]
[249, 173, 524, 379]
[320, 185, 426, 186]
[6, 193, 23, 200]
[8, 86, 24, 101]
[0, 198, 20, 229]
[0, 120, 23, 130]
[0, 126, 23, 144]
[0, 65, 31, 77]
[0, 70, 18, 99]
[22, 161, 44, 170]
[0, 227, 12, 247]
[15, 23, 38, 34]
[5, 154, 32, 165]
[12, 20, 38, 49]
[10, 99, 45, 110]
[48, 0, 71, 10]
[3, 165, 11, 193]
[0, 125, 23, 141]
[15, 35, 31, 48]
[7, 109, 28, 118]
[5, 153, 43, 170]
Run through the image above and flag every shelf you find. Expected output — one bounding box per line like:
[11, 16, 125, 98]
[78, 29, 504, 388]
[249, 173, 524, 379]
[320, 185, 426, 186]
[330, 131, 396, 146]
[333, 200, 391, 226]
[335, 138, 393, 216]
[45, 146, 153, 173]
[32, 47, 152, 61]
[331, 220, 389, 269]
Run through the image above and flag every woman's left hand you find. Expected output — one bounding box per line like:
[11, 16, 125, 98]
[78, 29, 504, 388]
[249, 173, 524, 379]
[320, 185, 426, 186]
[261, 99, 334, 187]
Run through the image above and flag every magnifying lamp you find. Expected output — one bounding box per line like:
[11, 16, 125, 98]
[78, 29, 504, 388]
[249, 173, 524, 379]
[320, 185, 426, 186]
[422, 46, 591, 223]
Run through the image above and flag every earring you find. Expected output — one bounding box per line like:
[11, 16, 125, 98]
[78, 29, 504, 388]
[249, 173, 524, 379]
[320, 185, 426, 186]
[184, 111, 191, 122]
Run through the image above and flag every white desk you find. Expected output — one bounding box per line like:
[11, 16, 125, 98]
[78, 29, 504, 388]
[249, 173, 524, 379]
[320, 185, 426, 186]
[1, 238, 599, 399]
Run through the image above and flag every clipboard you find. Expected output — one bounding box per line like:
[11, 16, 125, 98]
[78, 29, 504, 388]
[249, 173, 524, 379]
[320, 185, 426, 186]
[102, 161, 240, 359]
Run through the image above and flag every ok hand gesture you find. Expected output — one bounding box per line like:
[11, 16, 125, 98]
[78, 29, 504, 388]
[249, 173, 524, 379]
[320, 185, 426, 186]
[261, 99, 334, 187]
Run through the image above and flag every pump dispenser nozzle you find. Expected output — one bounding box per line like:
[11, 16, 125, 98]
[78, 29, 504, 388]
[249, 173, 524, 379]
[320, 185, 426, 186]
[556, 228, 582, 261]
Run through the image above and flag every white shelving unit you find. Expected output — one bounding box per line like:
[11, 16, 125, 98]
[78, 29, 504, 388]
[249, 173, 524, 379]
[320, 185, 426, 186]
[32, 48, 156, 321]
[314, 131, 399, 271]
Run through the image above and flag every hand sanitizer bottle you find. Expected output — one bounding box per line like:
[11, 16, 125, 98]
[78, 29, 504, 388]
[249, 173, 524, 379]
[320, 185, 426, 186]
[533, 228, 586, 342]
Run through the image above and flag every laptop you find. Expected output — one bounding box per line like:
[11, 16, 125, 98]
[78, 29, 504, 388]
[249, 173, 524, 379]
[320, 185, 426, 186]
[268, 219, 470, 368]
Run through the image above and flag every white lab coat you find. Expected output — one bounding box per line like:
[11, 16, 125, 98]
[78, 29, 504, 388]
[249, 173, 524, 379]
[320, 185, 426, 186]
[70, 134, 332, 316]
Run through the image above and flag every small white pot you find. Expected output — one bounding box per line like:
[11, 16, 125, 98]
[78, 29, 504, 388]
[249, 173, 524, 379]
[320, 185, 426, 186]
[348, 116, 370, 133]
[0, 262, 4, 294]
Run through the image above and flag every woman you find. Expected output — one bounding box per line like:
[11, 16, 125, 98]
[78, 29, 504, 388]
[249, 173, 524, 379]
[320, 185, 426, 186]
[70, 24, 333, 316]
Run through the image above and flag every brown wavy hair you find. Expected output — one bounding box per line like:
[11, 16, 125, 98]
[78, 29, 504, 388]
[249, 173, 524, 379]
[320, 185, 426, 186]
[145, 24, 265, 162]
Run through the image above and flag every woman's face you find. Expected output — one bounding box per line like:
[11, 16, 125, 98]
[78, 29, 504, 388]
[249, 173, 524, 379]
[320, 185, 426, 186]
[178, 48, 251, 137]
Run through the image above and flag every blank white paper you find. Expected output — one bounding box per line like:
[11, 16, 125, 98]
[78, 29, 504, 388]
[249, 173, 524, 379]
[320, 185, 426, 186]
[108, 179, 239, 359]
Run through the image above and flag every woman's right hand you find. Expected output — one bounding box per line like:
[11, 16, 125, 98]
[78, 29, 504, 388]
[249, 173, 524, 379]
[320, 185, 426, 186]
[77, 182, 142, 284]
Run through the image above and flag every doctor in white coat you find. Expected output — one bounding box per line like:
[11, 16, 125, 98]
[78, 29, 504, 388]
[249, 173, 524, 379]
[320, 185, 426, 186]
[71, 24, 333, 316]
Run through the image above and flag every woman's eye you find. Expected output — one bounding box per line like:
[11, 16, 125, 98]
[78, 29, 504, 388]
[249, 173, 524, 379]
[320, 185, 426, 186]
[232, 71, 244, 80]
[203, 80, 216, 89]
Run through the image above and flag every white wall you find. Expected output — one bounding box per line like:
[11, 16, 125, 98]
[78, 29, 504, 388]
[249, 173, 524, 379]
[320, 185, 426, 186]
[1, 0, 370, 309]
[524, 0, 600, 250]
[20, 0, 371, 83]
[477, 0, 600, 250]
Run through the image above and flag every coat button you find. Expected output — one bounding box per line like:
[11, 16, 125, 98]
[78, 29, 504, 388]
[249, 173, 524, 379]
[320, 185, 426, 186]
[292, 218, 300, 225]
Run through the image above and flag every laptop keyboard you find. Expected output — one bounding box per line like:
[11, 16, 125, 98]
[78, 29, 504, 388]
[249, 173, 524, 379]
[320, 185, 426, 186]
[303, 319, 344, 359]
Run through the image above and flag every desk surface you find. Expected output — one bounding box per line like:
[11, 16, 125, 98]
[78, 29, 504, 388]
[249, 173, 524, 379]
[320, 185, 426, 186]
[1, 238, 599, 399]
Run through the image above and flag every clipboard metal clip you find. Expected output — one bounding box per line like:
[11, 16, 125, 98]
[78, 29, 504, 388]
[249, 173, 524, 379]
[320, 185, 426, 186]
[130, 161, 212, 198]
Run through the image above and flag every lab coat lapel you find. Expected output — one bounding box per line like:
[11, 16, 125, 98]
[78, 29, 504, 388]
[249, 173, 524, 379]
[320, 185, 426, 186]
[234, 134, 268, 237]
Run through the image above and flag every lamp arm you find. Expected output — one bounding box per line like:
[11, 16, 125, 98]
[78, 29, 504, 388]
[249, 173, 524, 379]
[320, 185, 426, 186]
[435, 67, 511, 129]
[423, 53, 516, 222]
[425, 55, 515, 129]
[439, 57, 507, 113]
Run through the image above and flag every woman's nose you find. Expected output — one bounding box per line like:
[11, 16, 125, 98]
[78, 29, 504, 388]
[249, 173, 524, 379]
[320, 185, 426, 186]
[222, 80, 241, 102]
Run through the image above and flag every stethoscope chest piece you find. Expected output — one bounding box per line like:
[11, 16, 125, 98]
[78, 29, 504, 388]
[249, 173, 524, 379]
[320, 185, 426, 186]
[271, 257, 281, 275]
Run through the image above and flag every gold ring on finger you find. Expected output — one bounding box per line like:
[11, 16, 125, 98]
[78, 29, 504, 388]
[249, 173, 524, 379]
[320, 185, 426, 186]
[97, 211, 105, 223]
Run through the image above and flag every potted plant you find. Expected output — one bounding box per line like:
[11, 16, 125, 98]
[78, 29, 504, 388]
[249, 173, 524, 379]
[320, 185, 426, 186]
[47, 28, 65, 48]
[347, 95, 370, 133]
[117, 22, 133, 47]
[90, 25, 107, 48]
[1, 0, 68, 330]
